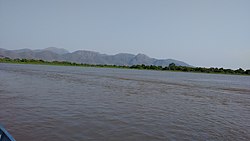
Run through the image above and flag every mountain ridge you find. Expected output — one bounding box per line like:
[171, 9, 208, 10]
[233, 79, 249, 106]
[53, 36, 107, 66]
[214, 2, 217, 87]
[0, 47, 191, 67]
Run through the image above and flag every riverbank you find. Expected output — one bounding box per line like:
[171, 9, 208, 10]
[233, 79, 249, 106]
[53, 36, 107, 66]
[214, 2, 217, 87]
[0, 57, 249, 75]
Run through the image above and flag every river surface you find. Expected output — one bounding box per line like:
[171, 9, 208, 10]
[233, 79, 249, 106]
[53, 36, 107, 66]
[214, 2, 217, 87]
[0, 63, 250, 141]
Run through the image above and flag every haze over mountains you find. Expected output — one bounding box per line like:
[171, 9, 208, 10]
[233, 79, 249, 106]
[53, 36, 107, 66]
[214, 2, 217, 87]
[0, 47, 190, 67]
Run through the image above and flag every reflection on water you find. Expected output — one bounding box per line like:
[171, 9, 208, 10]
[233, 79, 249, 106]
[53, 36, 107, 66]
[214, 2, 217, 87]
[0, 63, 250, 141]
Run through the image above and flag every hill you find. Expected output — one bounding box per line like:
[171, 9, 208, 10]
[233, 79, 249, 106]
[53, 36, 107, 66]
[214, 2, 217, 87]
[0, 47, 191, 67]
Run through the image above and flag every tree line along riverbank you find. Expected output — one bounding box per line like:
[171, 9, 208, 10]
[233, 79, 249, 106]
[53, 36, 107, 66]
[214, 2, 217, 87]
[0, 57, 249, 75]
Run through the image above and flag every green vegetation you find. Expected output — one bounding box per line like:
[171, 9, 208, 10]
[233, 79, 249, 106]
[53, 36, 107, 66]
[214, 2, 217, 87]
[0, 57, 249, 75]
[0, 57, 128, 68]
[130, 64, 250, 75]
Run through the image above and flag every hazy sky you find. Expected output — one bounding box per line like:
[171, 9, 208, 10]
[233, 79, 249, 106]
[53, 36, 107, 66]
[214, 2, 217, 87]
[0, 0, 249, 69]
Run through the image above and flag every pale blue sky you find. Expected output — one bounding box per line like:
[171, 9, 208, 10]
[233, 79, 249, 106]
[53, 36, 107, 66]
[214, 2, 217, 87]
[0, 0, 249, 69]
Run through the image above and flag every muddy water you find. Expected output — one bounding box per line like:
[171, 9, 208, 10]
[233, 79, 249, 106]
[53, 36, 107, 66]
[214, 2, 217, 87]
[0, 63, 250, 141]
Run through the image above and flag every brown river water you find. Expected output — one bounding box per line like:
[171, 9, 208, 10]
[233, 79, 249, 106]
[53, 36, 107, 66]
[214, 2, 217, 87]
[0, 63, 250, 141]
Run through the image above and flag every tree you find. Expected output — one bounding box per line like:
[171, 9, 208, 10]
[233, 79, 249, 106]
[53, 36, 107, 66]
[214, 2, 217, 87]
[235, 68, 244, 74]
[169, 63, 176, 70]
[245, 70, 250, 75]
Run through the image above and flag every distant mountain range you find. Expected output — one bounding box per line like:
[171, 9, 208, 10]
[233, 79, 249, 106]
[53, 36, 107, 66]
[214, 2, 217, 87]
[0, 47, 191, 67]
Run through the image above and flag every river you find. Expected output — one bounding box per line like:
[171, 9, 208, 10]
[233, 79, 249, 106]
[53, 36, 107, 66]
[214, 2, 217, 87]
[0, 63, 250, 141]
